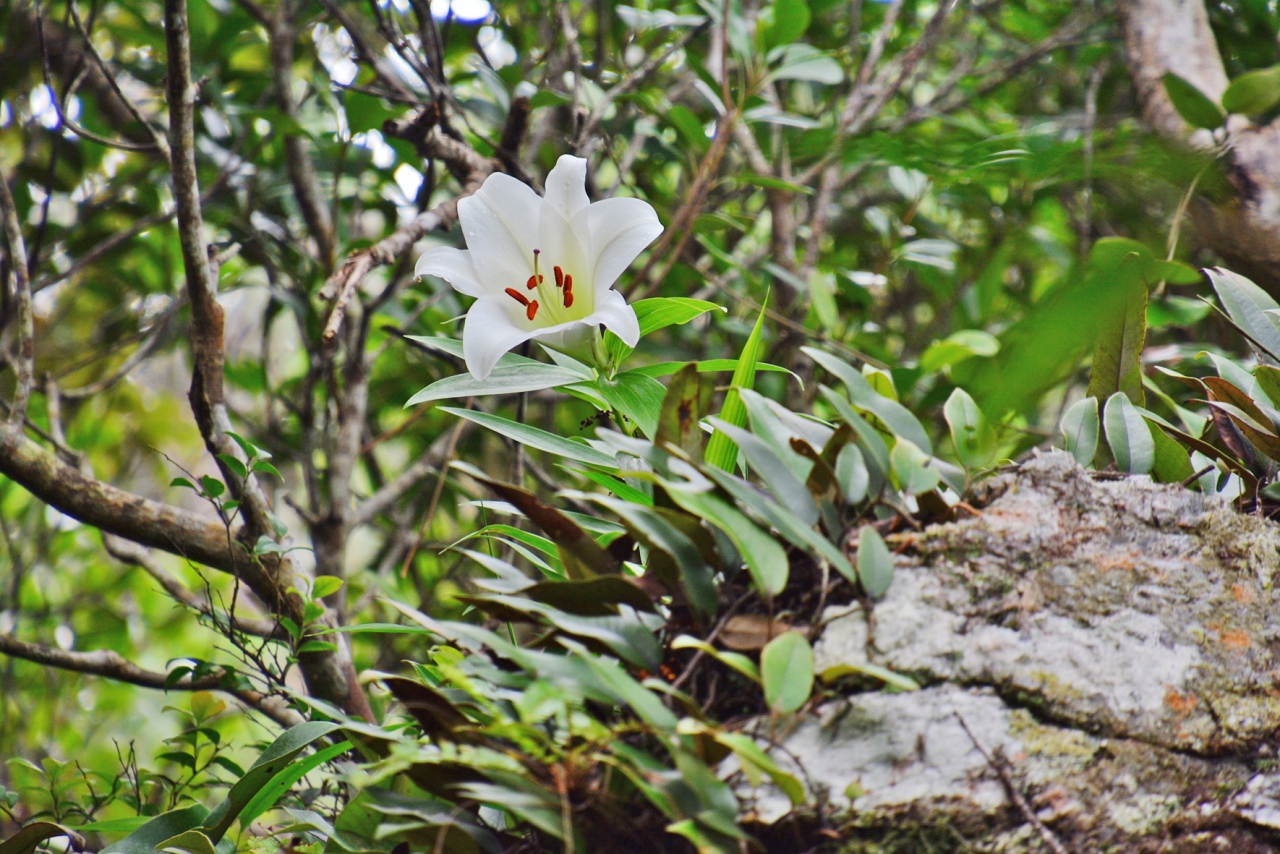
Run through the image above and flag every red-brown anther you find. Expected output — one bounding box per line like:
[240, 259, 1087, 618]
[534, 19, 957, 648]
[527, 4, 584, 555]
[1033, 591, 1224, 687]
[527, 275, 538, 290]
[553, 266, 564, 288]
[504, 287, 530, 306]
[563, 274, 573, 293]
[563, 291, 574, 308]
[526, 300, 539, 321]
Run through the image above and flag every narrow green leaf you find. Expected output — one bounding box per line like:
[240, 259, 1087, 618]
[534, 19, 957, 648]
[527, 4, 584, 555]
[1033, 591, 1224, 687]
[706, 417, 818, 526]
[670, 635, 760, 682]
[155, 830, 217, 854]
[667, 488, 789, 596]
[441, 408, 617, 468]
[407, 363, 586, 406]
[706, 303, 768, 471]
[200, 722, 342, 842]
[802, 348, 931, 454]
[1085, 248, 1149, 405]
[760, 632, 814, 714]
[1103, 393, 1155, 474]
[236, 741, 352, 831]
[820, 662, 919, 692]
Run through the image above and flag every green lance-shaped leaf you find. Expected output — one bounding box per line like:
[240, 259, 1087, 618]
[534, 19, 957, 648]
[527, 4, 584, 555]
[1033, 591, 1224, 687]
[457, 465, 619, 580]
[1207, 267, 1280, 363]
[1, 823, 86, 854]
[714, 732, 805, 805]
[706, 416, 818, 526]
[705, 300, 768, 471]
[1085, 247, 1149, 406]
[667, 487, 789, 596]
[406, 363, 587, 405]
[818, 385, 890, 481]
[943, 388, 996, 472]
[1161, 72, 1226, 129]
[856, 526, 894, 598]
[802, 347, 932, 454]
[701, 465, 857, 584]
[1103, 393, 1155, 475]
[670, 635, 760, 682]
[1059, 397, 1100, 466]
[102, 805, 211, 854]
[200, 722, 342, 842]
[578, 493, 717, 620]
[654, 363, 704, 460]
[440, 407, 617, 469]
[1222, 65, 1280, 116]
[760, 632, 814, 714]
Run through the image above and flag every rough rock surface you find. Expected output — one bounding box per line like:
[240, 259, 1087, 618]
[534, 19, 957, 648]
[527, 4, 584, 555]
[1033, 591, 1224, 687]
[752, 452, 1280, 852]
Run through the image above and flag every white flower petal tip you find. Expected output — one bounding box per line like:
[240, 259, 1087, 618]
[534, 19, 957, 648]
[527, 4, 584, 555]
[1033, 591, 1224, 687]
[441, 157, 662, 373]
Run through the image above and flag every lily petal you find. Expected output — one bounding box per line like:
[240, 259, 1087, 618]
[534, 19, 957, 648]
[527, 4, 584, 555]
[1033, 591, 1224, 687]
[586, 288, 641, 347]
[458, 173, 542, 292]
[543, 155, 591, 221]
[579, 197, 664, 296]
[414, 246, 485, 297]
[463, 297, 536, 380]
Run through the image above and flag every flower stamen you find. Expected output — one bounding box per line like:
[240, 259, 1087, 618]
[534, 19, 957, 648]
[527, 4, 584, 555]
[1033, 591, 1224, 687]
[553, 266, 564, 288]
[504, 287, 530, 306]
[527, 300, 539, 320]
[563, 274, 574, 308]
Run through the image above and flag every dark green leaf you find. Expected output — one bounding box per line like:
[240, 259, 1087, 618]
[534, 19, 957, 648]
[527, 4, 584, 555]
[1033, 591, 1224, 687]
[1162, 72, 1225, 128]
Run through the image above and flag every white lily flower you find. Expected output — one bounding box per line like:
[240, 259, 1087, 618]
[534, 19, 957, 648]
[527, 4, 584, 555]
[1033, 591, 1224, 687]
[415, 155, 663, 380]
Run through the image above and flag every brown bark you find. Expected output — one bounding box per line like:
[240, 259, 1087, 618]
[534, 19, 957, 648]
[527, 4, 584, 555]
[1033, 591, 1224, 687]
[1118, 0, 1280, 289]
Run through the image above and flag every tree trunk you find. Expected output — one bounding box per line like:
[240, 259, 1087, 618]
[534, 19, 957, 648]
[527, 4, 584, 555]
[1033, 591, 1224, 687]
[1117, 0, 1280, 291]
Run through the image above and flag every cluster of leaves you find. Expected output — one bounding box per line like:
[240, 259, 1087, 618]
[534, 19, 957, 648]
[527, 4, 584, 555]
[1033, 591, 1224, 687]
[1059, 264, 1280, 510]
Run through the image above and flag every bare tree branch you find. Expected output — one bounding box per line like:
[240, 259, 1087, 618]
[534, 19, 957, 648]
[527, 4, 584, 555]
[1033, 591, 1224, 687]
[0, 169, 35, 427]
[267, 0, 336, 268]
[0, 633, 303, 728]
[103, 535, 287, 641]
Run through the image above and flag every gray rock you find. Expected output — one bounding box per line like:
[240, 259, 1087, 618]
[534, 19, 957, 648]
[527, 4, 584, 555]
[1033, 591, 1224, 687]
[750, 452, 1280, 852]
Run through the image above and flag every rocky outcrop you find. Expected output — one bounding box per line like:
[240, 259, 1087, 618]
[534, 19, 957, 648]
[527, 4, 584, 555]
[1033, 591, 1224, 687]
[746, 452, 1280, 852]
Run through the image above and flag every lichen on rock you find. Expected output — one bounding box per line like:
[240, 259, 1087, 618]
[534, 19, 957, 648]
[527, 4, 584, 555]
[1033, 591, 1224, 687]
[750, 451, 1280, 851]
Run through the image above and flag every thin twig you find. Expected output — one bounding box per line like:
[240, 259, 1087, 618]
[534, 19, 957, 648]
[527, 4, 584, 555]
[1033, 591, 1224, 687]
[955, 713, 1071, 854]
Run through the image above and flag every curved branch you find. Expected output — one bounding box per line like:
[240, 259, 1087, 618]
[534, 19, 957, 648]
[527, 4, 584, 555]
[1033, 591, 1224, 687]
[0, 633, 303, 728]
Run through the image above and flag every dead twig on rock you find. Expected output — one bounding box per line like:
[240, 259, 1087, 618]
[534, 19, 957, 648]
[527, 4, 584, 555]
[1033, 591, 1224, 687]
[955, 712, 1071, 854]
